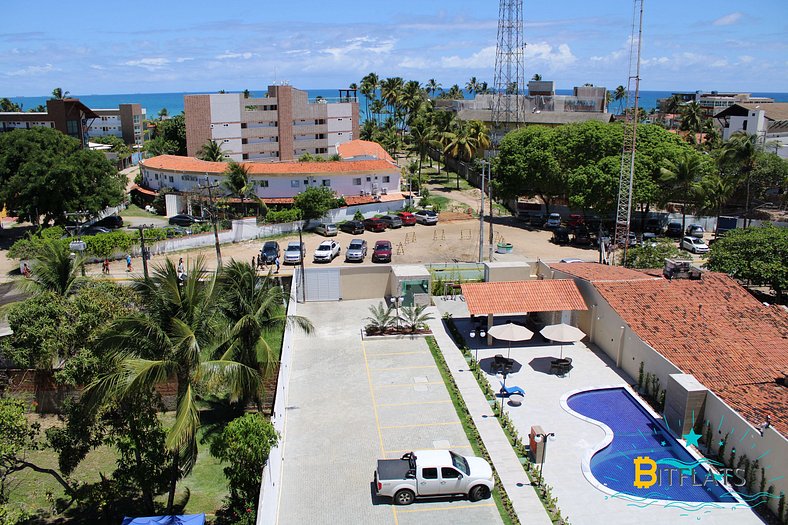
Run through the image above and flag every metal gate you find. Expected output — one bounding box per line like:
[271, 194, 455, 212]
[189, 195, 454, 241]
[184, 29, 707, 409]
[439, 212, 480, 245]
[302, 267, 341, 302]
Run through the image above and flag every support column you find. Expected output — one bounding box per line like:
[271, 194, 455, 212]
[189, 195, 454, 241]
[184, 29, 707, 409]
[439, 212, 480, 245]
[589, 305, 597, 344]
[487, 313, 494, 346]
[616, 325, 626, 368]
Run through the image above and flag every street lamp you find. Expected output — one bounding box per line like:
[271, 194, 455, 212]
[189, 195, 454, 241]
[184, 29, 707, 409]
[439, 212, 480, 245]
[534, 432, 556, 484]
[392, 295, 404, 331]
[468, 324, 486, 367]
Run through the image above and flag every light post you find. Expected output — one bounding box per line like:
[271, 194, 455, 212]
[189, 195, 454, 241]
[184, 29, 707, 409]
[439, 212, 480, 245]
[534, 432, 556, 484]
[468, 324, 486, 368]
[392, 295, 404, 331]
[478, 161, 488, 263]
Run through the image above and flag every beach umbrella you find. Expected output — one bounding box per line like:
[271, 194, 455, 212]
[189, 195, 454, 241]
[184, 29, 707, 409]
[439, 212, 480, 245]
[487, 322, 533, 358]
[540, 323, 586, 358]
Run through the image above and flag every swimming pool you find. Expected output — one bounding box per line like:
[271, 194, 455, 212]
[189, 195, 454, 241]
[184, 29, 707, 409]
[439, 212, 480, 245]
[566, 387, 737, 503]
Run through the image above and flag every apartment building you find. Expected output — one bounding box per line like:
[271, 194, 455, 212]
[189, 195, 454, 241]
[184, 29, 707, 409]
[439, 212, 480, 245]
[0, 99, 145, 146]
[184, 85, 359, 162]
[715, 103, 788, 158]
[657, 91, 775, 118]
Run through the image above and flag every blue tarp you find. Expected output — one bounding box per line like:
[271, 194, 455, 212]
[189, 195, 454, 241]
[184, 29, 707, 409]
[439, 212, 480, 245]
[121, 514, 206, 525]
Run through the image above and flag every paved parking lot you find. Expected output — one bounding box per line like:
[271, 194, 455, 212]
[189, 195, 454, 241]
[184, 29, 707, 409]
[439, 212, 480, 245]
[277, 299, 502, 525]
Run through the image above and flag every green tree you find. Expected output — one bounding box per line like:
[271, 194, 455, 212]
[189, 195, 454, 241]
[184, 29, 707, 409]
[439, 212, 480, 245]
[397, 304, 435, 333]
[292, 186, 341, 221]
[624, 240, 683, 269]
[679, 102, 704, 145]
[198, 140, 225, 162]
[150, 114, 187, 156]
[50, 87, 70, 100]
[210, 414, 279, 524]
[465, 77, 480, 95]
[364, 302, 395, 335]
[86, 258, 262, 513]
[706, 225, 788, 303]
[25, 239, 85, 297]
[613, 85, 627, 113]
[157, 107, 169, 119]
[720, 132, 759, 226]
[425, 78, 442, 98]
[0, 128, 125, 225]
[360, 72, 380, 121]
[222, 161, 255, 216]
[0, 98, 23, 112]
[660, 150, 707, 231]
[92, 135, 132, 159]
[531, 73, 542, 81]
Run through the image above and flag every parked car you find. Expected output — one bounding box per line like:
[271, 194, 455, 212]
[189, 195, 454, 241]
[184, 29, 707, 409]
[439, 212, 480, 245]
[681, 236, 709, 254]
[94, 215, 124, 229]
[686, 224, 705, 238]
[169, 214, 205, 227]
[374, 450, 494, 505]
[528, 213, 546, 228]
[567, 214, 584, 230]
[164, 226, 192, 238]
[643, 218, 663, 234]
[571, 227, 592, 246]
[545, 213, 562, 229]
[345, 239, 368, 262]
[372, 240, 392, 263]
[379, 215, 403, 229]
[641, 232, 659, 247]
[313, 240, 340, 262]
[314, 222, 338, 236]
[339, 220, 365, 234]
[397, 211, 417, 226]
[82, 226, 111, 236]
[666, 222, 683, 238]
[260, 241, 281, 264]
[283, 241, 306, 264]
[414, 209, 438, 225]
[364, 217, 388, 232]
[551, 227, 570, 245]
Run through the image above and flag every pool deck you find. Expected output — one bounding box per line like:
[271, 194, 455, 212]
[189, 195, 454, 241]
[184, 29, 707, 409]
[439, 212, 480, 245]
[434, 297, 765, 525]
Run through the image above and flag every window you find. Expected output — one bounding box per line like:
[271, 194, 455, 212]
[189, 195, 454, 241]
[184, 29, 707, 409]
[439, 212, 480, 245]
[742, 120, 748, 131]
[322, 179, 331, 187]
[383, 176, 390, 183]
[169, 176, 174, 183]
[353, 178, 362, 186]
[441, 468, 460, 479]
[66, 120, 79, 134]
[366, 177, 371, 182]
[304, 179, 309, 185]
[421, 468, 438, 479]
[291, 180, 300, 188]
[257, 180, 269, 188]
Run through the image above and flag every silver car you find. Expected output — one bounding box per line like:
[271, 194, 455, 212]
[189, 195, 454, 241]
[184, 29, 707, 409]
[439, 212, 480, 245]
[283, 241, 305, 264]
[315, 222, 338, 236]
[681, 236, 709, 254]
[345, 239, 368, 262]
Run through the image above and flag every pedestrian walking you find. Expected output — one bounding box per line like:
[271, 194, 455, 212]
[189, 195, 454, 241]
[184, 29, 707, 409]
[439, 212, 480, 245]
[177, 257, 186, 281]
[102, 258, 110, 275]
[22, 263, 32, 278]
[126, 254, 132, 272]
[274, 255, 280, 274]
[257, 253, 266, 271]
[252, 256, 257, 271]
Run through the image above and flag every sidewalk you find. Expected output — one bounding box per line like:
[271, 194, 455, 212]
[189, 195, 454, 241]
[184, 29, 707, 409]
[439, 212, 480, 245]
[427, 312, 553, 525]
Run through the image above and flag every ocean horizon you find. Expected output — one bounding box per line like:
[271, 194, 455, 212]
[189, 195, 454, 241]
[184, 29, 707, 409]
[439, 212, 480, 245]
[8, 88, 788, 123]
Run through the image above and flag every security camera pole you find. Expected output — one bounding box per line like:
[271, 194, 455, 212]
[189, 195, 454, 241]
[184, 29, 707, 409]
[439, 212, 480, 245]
[128, 224, 156, 279]
[201, 177, 223, 269]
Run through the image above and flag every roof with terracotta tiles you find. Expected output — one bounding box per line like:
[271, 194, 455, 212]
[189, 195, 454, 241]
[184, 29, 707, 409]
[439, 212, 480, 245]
[590, 270, 788, 436]
[549, 262, 660, 282]
[462, 280, 588, 316]
[140, 155, 397, 176]
[343, 193, 405, 206]
[337, 140, 394, 163]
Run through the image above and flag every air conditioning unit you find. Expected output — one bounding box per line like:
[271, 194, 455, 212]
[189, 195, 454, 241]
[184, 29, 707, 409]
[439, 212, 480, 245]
[359, 190, 366, 196]
[381, 187, 388, 195]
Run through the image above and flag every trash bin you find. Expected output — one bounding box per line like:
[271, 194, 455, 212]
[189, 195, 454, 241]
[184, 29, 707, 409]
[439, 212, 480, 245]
[529, 425, 545, 463]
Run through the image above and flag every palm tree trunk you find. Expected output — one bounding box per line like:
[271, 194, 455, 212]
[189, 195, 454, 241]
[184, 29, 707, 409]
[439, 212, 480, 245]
[166, 453, 179, 514]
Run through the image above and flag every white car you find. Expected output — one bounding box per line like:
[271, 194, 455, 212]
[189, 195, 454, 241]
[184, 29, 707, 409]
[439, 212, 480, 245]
[283, 241, 305, 264]
[414, 209, 438, 225]
[545, 213, 561, 229]
[313, 240, 340, 262]
[681, 236, 709, 254]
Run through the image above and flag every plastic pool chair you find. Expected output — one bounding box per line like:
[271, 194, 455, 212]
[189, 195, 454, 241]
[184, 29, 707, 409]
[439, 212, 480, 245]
[499, 383, 525, 397]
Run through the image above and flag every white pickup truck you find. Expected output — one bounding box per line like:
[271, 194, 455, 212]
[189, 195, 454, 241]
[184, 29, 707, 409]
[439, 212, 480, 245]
[374, 450, 494, 505]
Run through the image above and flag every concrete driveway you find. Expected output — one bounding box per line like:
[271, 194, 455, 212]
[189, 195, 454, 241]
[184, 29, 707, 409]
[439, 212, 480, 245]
[276, 299, 502, 525]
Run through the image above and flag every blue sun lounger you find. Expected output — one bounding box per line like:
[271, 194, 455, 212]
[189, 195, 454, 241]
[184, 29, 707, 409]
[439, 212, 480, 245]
[498, 383, 525, 397]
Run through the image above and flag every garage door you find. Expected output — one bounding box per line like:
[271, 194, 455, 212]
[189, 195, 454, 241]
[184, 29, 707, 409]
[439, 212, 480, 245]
[303, 267, 341, 302]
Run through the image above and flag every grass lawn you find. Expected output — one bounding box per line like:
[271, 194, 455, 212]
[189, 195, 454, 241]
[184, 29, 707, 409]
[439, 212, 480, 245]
[121, 204, 161, 218]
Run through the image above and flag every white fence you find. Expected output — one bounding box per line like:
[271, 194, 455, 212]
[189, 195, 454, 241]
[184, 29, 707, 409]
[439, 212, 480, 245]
[256, 290, 298, 525]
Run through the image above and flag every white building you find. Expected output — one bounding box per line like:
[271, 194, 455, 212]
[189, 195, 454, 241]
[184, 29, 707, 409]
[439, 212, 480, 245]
[715, 103, 788, 159]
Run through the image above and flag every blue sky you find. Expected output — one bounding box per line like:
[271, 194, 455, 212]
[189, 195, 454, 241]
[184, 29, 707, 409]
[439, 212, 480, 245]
[2, 0, 786, 96]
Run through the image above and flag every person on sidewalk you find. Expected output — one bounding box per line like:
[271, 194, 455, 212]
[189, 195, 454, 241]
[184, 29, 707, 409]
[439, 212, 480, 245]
[177, 257, 186, 281]
[126, 254, 133, 272]
[102, 258, 110, 275]
[274, 255, 280, 274]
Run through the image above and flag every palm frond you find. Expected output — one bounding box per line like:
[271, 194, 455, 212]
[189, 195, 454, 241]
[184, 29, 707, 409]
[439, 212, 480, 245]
[200, 360, 262, 403]
[166, 383, 200, 453]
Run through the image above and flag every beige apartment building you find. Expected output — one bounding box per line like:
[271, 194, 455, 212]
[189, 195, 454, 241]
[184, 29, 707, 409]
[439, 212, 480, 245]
[184, 85, 359, 162]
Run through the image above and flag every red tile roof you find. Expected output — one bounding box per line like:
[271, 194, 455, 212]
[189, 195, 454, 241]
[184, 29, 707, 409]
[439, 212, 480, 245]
[130, 184, 157, 196]
[549, 262, 659, 282]
[462, 280, 588, 316]
[590, 271, 788, 436]
[342, 193, 404, 206]
[337, 140, 394, 163]
[140, 155, 396, 175]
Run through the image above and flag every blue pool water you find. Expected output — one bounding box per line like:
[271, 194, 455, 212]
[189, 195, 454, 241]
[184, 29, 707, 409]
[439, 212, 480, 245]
[567, 388, 737, 503]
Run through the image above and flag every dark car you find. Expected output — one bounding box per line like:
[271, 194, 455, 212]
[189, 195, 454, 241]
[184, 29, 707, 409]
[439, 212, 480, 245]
[260, 241, 280, 263]
[164, 226, 192, 238]
[339, 220, 365, 234]
[528, 213, 546, 228]
[379, 215, 403, 229]
[397, 212, 417, 226]
[666, 222, 683, 238]
[567, 214, 584, 230]
[364, 218, 388, 232]
[372, 240, 392, 263]
[94, 215, 124, 229]
[82, 226, 112, 236]
[552, 227, 570, 245]
[643, 218, 663, 234]
[571, 227, 592, 246]
[169, 214, 204, 227]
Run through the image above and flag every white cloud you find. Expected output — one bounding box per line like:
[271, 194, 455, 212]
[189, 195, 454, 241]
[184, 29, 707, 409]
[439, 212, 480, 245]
[123, 57, 170, 71]
[6, 63, 54, 77]
[322, 37, 395, 62]
[738, 55, 754, 64]
[525, 42, 577, 69]
[713, 12, 743, 26]
[397, 56, 430, 69]
[216, 51, 255, 60]
[440, 45, 496, 69]
[175, 57, 194, 63]
[90, 64, 105, 70]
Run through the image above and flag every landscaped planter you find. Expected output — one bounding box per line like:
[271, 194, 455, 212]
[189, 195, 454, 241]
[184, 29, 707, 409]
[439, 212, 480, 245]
[496, 242, 513, 254]
[361, 327, 432, 340]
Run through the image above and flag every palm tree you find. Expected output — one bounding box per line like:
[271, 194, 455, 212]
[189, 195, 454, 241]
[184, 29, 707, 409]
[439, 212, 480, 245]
[51, 87, 70, 100]
[443, 122, 477, 189]
[696, 173, 735, 225]
[222, 161, 255, 216]
[445, 84, 463, 99]
[465, 77, 479, 95]
[407, 118, 435, 187]
[24, 240, 85, 296]
[243, 89, 250, 99]
[397, 305, 435, 333]
[197, 140, 224, 162]
[720, 132, 760, 226]
[679, 102, 704, 145]
[466, 120, 491, 155]
[369, 99, 386, 126]
[349, 82, 358, 91]
[86, 258, 261, 513]
[158, 107, 169, 120]
[613, 85, 627, 114]
[217, 260, 312, 409]
[660, 151, 705, 231]
[360, 72, 380, 122]
[426, 79, 442, 98]
[531, 73, 542, 81]
[380, 77, 404, 116]
[365, 302, 395, 335]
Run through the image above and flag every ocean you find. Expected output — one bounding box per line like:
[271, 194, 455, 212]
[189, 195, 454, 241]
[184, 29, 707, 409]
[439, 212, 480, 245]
[8, 89, 788, 122]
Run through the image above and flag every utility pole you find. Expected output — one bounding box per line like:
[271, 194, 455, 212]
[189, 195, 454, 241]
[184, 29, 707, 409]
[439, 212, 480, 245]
[65, 211, 89, 276]
[298, 224, 306, 302]
[488, 169, 494, 262]
[479, 162, 486, 263]
[128, 224, 156, 279]
[201, 177, 223, 269]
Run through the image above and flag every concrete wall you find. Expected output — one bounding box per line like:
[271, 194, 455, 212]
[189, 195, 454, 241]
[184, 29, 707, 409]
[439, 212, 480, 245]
[483, 261, 532, 282]
[338, 265, 392, 300]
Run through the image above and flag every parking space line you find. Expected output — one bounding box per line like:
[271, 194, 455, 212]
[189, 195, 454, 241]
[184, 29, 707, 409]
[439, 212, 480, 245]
[361, 339, 399, 525]
[375, 381, 444, 389]
[397, 503, 496, 514]
[381, 421, 461, 430]
[367, 351, 428, 357]
[371, 365, 436, 371]
[378, 400, 452, 407]
[384, 445, 473, 454]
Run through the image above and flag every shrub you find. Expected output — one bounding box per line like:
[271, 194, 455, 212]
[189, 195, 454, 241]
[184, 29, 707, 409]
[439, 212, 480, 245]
[353, 210, 364, 221]
[266, 208, 302, 223]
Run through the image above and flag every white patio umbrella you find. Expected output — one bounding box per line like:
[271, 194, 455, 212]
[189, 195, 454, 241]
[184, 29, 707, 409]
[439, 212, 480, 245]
[487, 322, 534, 358]
[540, 323, 586, 358]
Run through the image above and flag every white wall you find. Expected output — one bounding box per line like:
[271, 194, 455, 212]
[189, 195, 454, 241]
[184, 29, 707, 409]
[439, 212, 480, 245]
[209, 93, 242, 123]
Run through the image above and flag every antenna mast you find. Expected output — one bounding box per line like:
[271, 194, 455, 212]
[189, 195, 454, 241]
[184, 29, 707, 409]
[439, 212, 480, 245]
[491, 0, 526, 144]
[613, 0, 644, 265]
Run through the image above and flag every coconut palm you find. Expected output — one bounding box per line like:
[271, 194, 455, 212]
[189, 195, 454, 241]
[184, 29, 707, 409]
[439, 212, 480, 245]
[380, 77, 404, 118]
[217, 260, 312, 409]
[679, 102, 704, 145]
[613, 85, 627, 114]
[86, 257, 261, 513]
[23, 240, 85, 296]
[426, 78, 442, 98]
[443, 123, 477, 189]
[466, 120, 491, 154]
[531, 73, 542, 81]
[197, 140, 224, 162]
[365, 302, 395, 335]
[397, 304, 435, 334]
[360, 72, 380, 121]
[660, 151, 705, 231]
[51, 87, 70, 100]
[407, 118, 435, 186]
[696, 173, 735, 222]
[465, 77, 479, 95]
[158, 107, 169, 120]
[222, 161, 255, 216]
[720, 132, 760, 226]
